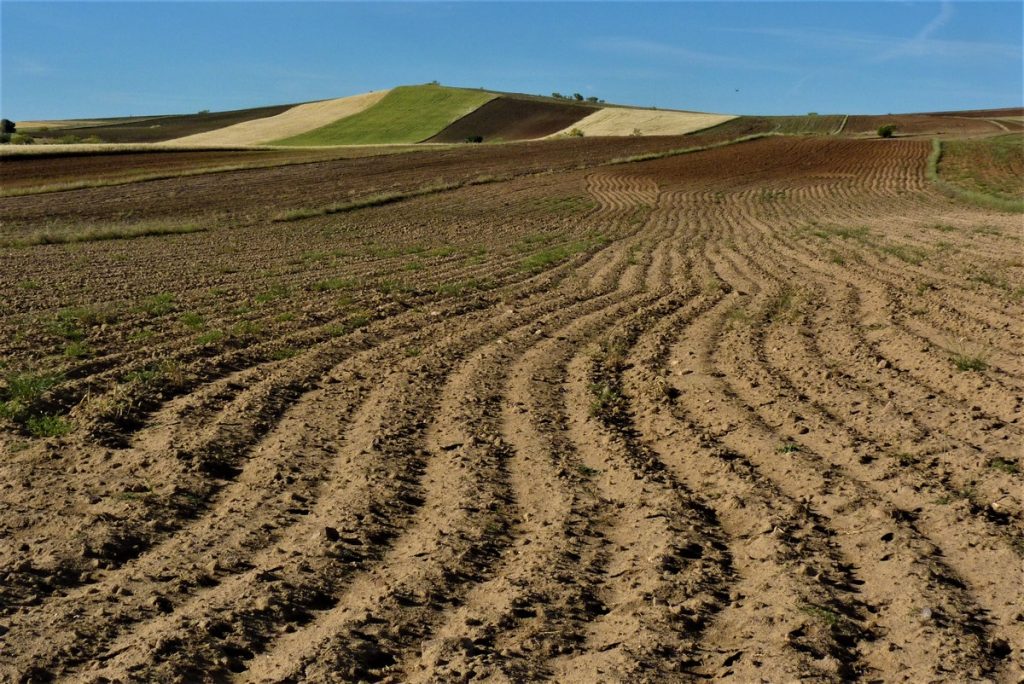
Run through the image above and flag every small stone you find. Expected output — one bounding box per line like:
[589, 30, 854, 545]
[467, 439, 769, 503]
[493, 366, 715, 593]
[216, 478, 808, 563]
[919, 607, 933, 622]
[151, 595, 173, 613]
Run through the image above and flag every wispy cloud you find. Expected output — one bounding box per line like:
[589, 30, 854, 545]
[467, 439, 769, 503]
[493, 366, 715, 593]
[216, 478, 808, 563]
[875, 1, 955, 61]
[585, 36, 796, 73]
[9, 58, 52, 76]
[727, 11, 1019, 64]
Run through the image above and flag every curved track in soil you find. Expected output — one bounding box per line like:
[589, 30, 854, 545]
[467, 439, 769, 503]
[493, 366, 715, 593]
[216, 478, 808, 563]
[1, 135, 1021, 682]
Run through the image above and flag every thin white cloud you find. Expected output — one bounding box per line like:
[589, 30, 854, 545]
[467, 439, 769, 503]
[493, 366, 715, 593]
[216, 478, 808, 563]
[728, 18, 1019, 63]
[586, 36, 796, 73]
[9, 58, 52, 76]
[875, 1, 955, 61]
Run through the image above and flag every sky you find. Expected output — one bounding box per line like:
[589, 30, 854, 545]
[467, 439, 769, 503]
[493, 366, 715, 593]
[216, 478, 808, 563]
[1, 1, 1021, 120]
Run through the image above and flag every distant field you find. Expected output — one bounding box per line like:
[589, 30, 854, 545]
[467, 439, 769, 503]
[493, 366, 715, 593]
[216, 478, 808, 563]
[274, 85, 496, 146]
[938, 133, 1024, 203]
[549, 108, 736, 137]
[844, 114, 1002, 138]
[0, 146, 429, 196]
[169, 91, 390, 146]
[427, 97, 596, 143]
[18, 104, 298, 144]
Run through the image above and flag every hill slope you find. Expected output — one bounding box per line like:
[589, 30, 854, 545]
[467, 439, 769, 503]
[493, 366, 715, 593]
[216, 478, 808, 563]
[426, 97, 598, 143]
[274, 85, 496, 146]
[168, 91, 390, 146]
[547, 108, 736, 137]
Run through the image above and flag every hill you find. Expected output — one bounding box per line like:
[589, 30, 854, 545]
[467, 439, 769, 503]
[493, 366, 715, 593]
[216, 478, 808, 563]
[273, 85, 496, 146]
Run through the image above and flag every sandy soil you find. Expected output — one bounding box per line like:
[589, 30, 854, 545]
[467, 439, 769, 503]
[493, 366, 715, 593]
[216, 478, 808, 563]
[549, 108, 735, 137]
[167, 91, 391, 146]
[1, 135, 1021, 683]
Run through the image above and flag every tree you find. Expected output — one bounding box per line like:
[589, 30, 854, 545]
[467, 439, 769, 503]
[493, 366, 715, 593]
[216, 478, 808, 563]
[552, 92, 565, 99]
[573, 93, 584, 101]
[0, 119, 15, 134]
[877, 124, 896, 138]
[586, 96, 599, 103]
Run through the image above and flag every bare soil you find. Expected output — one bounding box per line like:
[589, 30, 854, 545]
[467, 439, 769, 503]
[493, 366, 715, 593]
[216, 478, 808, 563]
[426, 97, 597, 143]
[1, 133, 1021, 683]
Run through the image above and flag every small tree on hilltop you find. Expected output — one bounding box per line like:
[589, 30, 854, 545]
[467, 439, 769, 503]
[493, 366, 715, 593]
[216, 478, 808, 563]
[877, 124, 896, 138]
[1, 119, 15, 134]
[573, 93, 584, 101]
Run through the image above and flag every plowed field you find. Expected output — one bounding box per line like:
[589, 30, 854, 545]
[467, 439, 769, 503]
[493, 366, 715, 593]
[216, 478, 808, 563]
[1, 135, 1021, 683]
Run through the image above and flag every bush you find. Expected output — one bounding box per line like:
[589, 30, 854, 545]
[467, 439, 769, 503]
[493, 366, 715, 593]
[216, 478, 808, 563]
[0, 133, 9, 144]
[1, 118, 15, 134]
[567, 128, 585, 138]
[57, 134, 81, 144]
[573, 93, 584, 101]
[10, 133, 34, 145]
[878, 124, 896, 138]
[464, 135, 483, 143]
[586, 96, 599, 103]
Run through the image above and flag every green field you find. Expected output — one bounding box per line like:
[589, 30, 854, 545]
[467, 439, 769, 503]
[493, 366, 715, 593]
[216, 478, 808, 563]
[939, 133, 1024, 203]
[274, 85, 496, 146]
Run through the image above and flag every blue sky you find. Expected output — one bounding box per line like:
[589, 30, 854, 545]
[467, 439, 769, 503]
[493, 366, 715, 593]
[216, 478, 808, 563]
[2, 2, 1021, 120]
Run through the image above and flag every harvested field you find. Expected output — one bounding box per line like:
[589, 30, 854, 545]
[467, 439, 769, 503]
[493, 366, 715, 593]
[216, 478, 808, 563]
[1, 133, 1022, 683]
[168, 91, 391, 147]
[548, 108, 735, 137]
[426, 97, 597, 142]
[17, 104, 300, 144]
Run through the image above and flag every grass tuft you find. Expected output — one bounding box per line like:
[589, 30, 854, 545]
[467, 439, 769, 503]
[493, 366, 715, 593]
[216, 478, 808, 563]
[2, 220, 205, 248]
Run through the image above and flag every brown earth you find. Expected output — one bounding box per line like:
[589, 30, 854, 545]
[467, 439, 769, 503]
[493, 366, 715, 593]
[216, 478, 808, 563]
[0, 134, 730, 231]
[1, 134, 1022, 683]
[921, 107, 1024, 118]
[426, 97, 597, 143]
[0, 147, 427, 194]
[844, 114, 1005, 138]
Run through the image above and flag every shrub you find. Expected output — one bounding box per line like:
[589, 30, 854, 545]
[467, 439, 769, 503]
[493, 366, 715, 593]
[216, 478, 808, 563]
[464, 135, 483, 143]
[10, 133, 34, 145]
[57, 134, 81, 144]
[586, 96, 599, 103]
[567, 128, 585, 138]
[1, 119, 15, 133]
[573, 93, 584, 101]
[877, 124, 896, 138]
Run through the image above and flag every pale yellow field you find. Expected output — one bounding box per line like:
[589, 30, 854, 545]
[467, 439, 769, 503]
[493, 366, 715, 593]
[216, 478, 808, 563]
[548, 108, 735, 137]
[167, 90, 391, 146]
